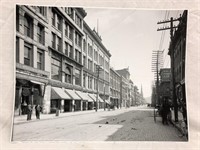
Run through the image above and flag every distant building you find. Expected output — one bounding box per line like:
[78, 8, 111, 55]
[110, 67, 121, 108]
[116, 68, 130, 108]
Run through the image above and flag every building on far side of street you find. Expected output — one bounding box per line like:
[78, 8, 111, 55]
[110, 67, 121, 109]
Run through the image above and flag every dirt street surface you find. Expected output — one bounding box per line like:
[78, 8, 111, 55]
[12, 106, 187, 141]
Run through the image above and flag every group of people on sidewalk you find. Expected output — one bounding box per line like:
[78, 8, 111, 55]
[27, 104, 42, 121]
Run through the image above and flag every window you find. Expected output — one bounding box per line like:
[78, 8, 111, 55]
[51, 33, 56, 48]
[65, 64, 72, 83]
[83, 56, 86, 67]
[65, 42, 68, 56]
[52, 11, 56, 26]
[37, 24, 45, 45]
[24, 14, 33, 38]
[69, 45, 73, 59]
[69, 26, 73, 41]
[75, 32, 81, 47]
[75, 68, 81, 86]
[83, 72, 86, 87]
[88, 59, 93, 71]
[24, 43, 33, 66]
[68, 8, 73, 19]
[75, 49, 81, 63]
[57, 15, 62, 31]
[65, 22, 68, 37]
[51, 54, 61, 81]
[75, 14, 82, 28]
[83, 39, 86, 52]
[57, 36, 62, 52]
[16, 6, 19, 31]
[16, 37, 19, 63]
[37, 6, 46, 16]
[37, 49, 44, 70]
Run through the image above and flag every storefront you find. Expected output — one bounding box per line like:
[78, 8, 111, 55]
[51, 87, 71, 113]
[15, 79, 46, 115]
[65, 89, 82, 111]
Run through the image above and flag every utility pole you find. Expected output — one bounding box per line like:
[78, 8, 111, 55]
[157, 17, 181, 122]
[151, 50, 163, 106]
[96, 65, 103, 112]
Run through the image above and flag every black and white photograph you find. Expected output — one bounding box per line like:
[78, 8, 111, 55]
[12, 5, 189, 142]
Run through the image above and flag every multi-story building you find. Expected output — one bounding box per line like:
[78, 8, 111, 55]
[110, 67, 121, 108]
[116, 68, 130, 108]
[168, 10, 187, 124]
[129, 80, 134, 106]
[15, 6, 111, 115]
[83, 21, 111, 110]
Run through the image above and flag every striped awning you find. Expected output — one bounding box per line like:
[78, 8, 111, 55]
[75, 91, 94, 102]
[65, 89, 81, 100]
[51, 87, 71, 100]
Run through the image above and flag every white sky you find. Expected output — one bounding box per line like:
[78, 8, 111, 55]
[84, 8, 183, 99]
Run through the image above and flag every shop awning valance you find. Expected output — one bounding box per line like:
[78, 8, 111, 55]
[51, 87, 71, 100]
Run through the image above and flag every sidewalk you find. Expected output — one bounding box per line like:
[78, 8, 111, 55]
[13, 108, 113, 125]
[170, 110, 188, 139]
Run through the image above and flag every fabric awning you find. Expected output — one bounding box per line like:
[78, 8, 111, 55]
[105, 100, 111, 104]
[30, 80, 45, 85]
[51, 87, 71, 100]
[65, 89, 81, 100]
[88, 94, 96, 102]
[98, 96, 104, 103]
[75, 91, 94, 102]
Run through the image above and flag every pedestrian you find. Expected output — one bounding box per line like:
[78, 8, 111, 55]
[161, 99, 171, 125]
[27, 104, 32, 121]
[35, 104, 42, 119]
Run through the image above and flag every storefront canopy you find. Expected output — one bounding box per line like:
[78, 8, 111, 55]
[65, 89, 81, 100]
[88, 94, 105, 102]
[88, 94, 96, 102]
[51, 87, 71, 100]
[75, 91, 94, 102]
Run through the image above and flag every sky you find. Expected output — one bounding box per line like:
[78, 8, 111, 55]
[84, 8, 183, 100]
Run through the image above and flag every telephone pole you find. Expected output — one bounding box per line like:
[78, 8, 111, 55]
[151, 50, 163, 106]
[157, 16, 181, 122]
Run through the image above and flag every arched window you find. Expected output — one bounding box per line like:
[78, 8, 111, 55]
[24, 14, 33, 38]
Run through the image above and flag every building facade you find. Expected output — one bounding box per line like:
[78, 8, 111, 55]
[168, 10, 187, 124]
[110, 67, 121, 108]
[15, 6, 111, 115]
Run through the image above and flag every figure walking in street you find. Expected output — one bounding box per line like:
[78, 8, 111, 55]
[35, 104, 42, 119]
[161, 99, 171, 125]
[27, 104, 32, 121]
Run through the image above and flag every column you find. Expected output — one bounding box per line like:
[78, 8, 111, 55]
[43, 85, 51, 114]
[86, 102, 88, 110]
[80, 100, 83, 111]
[61, 99, 64, 113]
[19, 38, 24, 64]
[72, 100, 75, 112]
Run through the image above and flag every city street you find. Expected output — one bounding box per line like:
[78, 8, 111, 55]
[12, 106, 186, 141]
